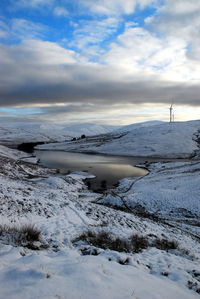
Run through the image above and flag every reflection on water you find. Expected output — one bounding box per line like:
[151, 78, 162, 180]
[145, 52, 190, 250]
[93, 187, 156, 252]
[35, 151, 179, 191]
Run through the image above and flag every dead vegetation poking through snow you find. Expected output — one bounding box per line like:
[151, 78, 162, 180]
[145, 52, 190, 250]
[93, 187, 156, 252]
[74, 230, 148, 253]
[73, 230, 186, 255]
[0, 224, 48, 250]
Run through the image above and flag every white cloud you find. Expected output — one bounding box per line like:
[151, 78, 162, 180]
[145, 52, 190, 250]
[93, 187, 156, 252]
[146, 0, 200, 63]
[81, 0, 158, 15]
[159, 0, 200, 15]
[104, 27, 162, 67]
[103, 23, 200, 82]
[70, 17, 119, 58]
[54, 6, 69, 17]
[11, 18, 48, 40]
[0, 18, 48, 42]
[0, 21, 8, 39]
[12, 0, 54, 9]
[13, 39, 78, 65]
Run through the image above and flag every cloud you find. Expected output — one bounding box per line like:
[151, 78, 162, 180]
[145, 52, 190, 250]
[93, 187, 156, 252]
[0, 40, 78, 92]
[159, 0, 200, 15]
[80, 0, 158, 16]
[11, 0, 54, 9]
[0, 20, 9, 39]
[1, 0, 200, 126]
[0, 39, 200, 110]
[146, 0, 200, 62]
[11, 18, 48, 40]
[103, 25, 200, 82]
[0, 17, 48, 43]
[70, 17, 120, 57]
[31, 103, 162, 124]
[8, 0, 158, 16]
[54, 6, 69, 17]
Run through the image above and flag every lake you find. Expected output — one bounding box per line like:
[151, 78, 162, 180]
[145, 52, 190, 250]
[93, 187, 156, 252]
[35, 151, 183, 191]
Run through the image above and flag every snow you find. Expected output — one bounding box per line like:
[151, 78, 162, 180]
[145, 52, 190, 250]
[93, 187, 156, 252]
[0, 139, 200, 297]
[0, 121, 118, 146]
[99, 161, 200, 221]
[68, 171, 96, 180]
[0, 144, 31, 160]
[115, 120, 164, 133]
[37, 120, 200, 158]
[0, 246, 198, 299]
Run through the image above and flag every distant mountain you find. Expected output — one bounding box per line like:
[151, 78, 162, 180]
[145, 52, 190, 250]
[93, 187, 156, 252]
[61, 123, 120, 137]
[0, 122, 119, 146]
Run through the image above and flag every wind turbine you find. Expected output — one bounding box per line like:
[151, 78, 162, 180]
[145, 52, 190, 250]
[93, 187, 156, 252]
[169, 102, 174, 123]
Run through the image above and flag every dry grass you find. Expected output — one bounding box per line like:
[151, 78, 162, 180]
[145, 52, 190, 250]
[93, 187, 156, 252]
[73, 230, 148, 253]
[73, 230, 182, 256]
[0, 224, 48, 250]
[153, 238, 178, 251]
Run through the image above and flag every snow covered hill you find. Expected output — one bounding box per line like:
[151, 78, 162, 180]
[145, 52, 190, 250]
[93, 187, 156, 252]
[38, 120, 200, 158]
[99, 161, 200, 235]
[115, 120, 164, 133]
[0, 115, 200, 299]
[0, 144, 29, 160]
[0, 121, 118, 147]
[93, 120, 200, 158]
[0, 147, 199, 298]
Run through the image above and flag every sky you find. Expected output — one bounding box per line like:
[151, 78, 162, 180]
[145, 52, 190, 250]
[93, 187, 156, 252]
[0, 0, 200, 125]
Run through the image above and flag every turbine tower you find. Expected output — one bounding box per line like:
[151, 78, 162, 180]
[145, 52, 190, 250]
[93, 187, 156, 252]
[169, 103, 173, 123]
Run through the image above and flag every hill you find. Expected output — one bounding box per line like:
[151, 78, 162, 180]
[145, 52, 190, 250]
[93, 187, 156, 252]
[0, 146, 199, 298]
[0, 121, 118, 147]
[37, 120, 200, 158]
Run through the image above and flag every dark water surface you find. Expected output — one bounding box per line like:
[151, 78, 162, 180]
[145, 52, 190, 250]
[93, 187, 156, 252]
[35, 151, 185, 191]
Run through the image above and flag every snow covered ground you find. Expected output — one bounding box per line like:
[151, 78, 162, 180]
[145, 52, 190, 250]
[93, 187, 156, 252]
[37, 120, 200, 158]
[0, 145, 200, 298]
[0, 144, 31, 161]
[99, 160, 200, 237]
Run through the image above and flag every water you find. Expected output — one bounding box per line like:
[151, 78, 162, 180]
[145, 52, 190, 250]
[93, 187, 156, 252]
[35, 151, 184, 191]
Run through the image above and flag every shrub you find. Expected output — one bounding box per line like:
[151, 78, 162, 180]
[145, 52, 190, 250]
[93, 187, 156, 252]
[129, 234, 149, 253]
[0, 224, 45, 249]
[73, 231, 180, 255]
[153, 238, 178, 251]
[73, 230, 149, 253]
[20, 224, 41, 242]
[75, 230, 113, 250]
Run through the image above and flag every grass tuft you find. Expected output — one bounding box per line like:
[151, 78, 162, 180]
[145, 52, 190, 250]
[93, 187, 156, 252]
[153, 238, 178, 251]
[73, 230, 182, 256]
[0, 224, 47, 250]
[129, 234, 149, 253]
[73, 230, 149, 253]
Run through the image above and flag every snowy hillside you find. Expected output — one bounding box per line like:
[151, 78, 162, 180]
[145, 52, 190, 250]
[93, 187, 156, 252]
[0, 147, 199, 298]
[94, 120, 200, 158]
[38, 120, 200, 158]
[115, 120, 164, 133]
[0, 121, 118, 147]
[0, 144, 30, 160]
[99, 161, 200, 234]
